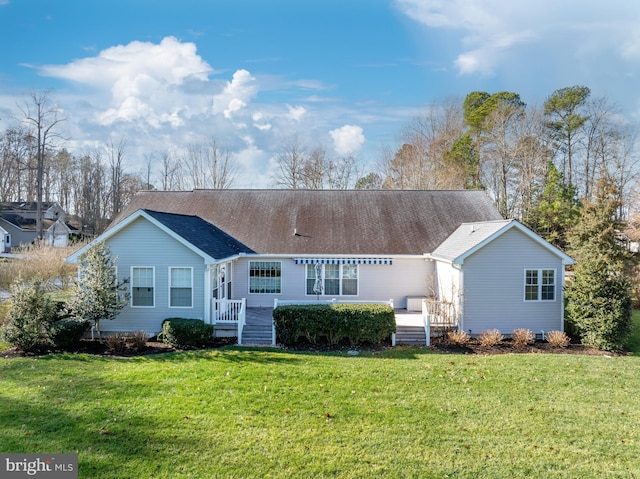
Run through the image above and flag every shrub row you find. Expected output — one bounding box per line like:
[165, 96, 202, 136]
[446, 328, 571, 348]
[159, 318, 214, 347]
[273, 304, 396, 346]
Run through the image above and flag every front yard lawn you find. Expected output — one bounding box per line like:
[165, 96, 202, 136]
[1, 347, 639, 478]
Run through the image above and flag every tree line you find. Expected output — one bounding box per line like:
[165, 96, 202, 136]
[1, 86, 638, 242]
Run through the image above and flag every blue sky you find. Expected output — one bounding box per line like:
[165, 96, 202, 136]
[1, 0, 640, 187]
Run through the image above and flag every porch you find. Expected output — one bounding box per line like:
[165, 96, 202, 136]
[210, 298, 458, 347]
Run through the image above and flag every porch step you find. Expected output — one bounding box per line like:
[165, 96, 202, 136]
[241, 324, 273, 346]
[395, 325, 428, 346]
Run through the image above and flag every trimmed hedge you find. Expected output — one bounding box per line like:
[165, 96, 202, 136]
[50, 318, 90, 349]
[160, 318, 214, 347]
[273, 303, 395, 346]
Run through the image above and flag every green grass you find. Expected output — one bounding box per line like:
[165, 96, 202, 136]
[623, 309, 640, 354]
[2, 347, 640, 478]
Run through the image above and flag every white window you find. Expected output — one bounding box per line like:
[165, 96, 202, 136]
[132, 267, 154, 307]
[524, 269, 555, 301]
[249, 261, 281, 294]
[306, 264, 358, 296]
[169, 267, 193, 307]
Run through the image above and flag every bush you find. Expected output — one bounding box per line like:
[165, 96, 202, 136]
[50, 318, 90, 349]
[0, 243, 79, 290]
[511, 328, 535, 346]
[160, 318, 214, 347]
[104, 332, 128, 353]
[546, 330, 570, 348]
[273, 304, 395, 346]
[0, 280, 59, 351]
[128, 330, 148, 351]
[479, 329, 504, 347]
[446, 330, 470, 346]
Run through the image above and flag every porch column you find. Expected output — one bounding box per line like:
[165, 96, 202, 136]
[204, 265, 212, 324]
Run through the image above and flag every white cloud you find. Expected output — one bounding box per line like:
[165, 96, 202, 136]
[329, 125, 365, 155]
[40, 36, 214, 126]
[212, 69, 257, 118]
[286, 105, 306, 121]
[395, 0, 640, 77]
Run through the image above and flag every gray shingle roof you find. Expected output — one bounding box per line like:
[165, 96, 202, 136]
[143, 209, 254, 259]
[112, 190, 504, 255]
[430, 220, 513, 262]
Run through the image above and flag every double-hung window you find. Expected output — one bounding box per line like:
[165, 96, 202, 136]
[132, 267, 154, 307]
[249, 261, 282, 294]
[306, 264, 358, 296]
[170, 267, 193, 307]
[524, 269, 555, 301]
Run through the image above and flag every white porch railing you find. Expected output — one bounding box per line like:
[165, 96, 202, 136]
[211, 298, 246, 343]
[274, 298, 394, 308]
[422, 298, 431, 347]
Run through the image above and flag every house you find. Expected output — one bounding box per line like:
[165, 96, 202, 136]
[0, 202, 76, 248]
[66, 189, 574, 341]
[0, 224, 10, 253]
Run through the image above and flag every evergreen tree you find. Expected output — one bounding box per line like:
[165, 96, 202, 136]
[1, 279, 58, 351]
[66, 242, 129, 339]
[527, 162, 581, 250]
[564, 173, 632, 351]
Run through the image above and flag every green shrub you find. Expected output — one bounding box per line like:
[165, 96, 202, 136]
[50, 318, 90, 349]
[273, 303, 395, 346]
[0, 280, 59, 351]
[160, 318, 214, 348]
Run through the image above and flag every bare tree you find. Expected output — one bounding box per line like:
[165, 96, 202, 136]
[182, 139, 236, 189]
[272, 138, 307, 189]
[381, 98, 466, 189]
[107, 137, 127, 217]
[19, 90, 65, 240]
[159, 150, 184, 190]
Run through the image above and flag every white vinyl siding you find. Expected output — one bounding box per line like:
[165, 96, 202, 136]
[169, 267, 193, 307]
[234, 257, 432, 308]
[458, 228, 564, 334]
[132, 267, 154, 307]
[249, 261, 282, 294]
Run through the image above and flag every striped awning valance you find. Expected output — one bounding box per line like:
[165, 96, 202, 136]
[294, 258, 393, 265]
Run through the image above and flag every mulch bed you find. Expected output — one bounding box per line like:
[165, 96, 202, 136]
[427, 336, 623, 356]
[0, 336, 628, 358]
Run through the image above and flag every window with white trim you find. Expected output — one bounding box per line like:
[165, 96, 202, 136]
[524, 269, 555, 301]
[306, 264, 358, 296]
[170, 267, 193, 307]
[249, 261, 281, 294]
[132, 267, 154, 307]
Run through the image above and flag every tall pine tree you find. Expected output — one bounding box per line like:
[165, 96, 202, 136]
[564, 173, 632, 351]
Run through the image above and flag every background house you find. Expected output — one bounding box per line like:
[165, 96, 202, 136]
[0, 202, 77, 248]
[67, 189, 573, 339]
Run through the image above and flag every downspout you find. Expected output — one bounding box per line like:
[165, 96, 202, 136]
[453, 263, 464, 333]
[560, 266, 566, 332]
